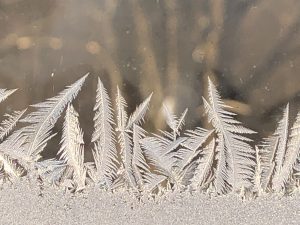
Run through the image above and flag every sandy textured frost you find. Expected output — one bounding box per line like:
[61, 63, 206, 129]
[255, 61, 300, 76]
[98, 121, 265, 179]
[0, 179, 299, 225]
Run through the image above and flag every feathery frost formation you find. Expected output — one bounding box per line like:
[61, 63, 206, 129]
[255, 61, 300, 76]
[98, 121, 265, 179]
[57, 104, 86, 191]
[90, 78, 118, 188]
[203, 79, 256, 194]
[0, 74, 300, 199]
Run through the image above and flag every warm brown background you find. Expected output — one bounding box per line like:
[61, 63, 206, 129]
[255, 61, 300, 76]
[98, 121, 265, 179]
[1, 0, 300, 146]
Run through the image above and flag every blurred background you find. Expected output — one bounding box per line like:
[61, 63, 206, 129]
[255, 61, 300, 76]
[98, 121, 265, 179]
[1, 0, 300, 147]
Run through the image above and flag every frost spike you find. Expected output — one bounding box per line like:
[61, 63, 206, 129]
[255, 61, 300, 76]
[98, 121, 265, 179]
[273, 111, 300, 191]
[58, 104, 86, 191]
[203, 77, 256, 194]
[21, 74, 88, 160]
[92, 78, 118, 187]
[126, 93, 152, 130]
[260, 104, 289, 191]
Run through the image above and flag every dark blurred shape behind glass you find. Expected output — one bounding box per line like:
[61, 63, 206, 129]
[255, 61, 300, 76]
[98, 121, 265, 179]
[1, 0, 300, 152]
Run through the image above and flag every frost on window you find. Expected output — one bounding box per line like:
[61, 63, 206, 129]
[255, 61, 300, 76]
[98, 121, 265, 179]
[0, 1, 300, 223]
